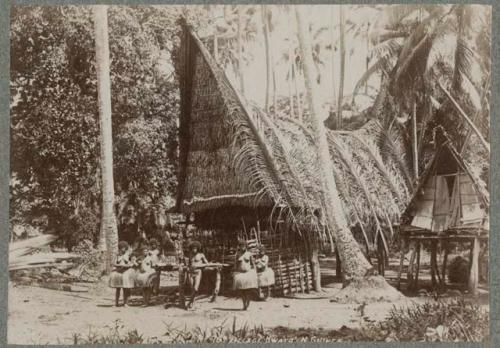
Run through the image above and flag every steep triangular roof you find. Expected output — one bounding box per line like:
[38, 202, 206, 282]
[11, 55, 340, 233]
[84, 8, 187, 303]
[175, 21, 414, 248]
[404, 130, 489, 232]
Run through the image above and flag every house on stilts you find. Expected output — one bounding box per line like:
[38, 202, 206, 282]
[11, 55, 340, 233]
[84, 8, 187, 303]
[397, 129, 489, 293]
[175, 21, 414, 296]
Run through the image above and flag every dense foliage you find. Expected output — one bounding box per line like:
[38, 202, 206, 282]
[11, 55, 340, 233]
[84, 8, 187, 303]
[10, 6, 187, 247]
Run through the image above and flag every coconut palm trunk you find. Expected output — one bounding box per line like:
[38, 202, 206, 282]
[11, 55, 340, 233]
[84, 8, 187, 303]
[93, 5, 118, 273]
[295, 7, 373, 282]
[337, 5, 346, 129]
[262, 5, 271, 113]
[237, 6, 245, 94]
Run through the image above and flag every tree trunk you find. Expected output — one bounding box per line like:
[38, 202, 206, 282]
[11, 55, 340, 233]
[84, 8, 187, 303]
[365, 23, 370, 95]
[93, 5, 118, 273]
[330, 7, 337, 112]
[288, 52, 295, 119]
[295, 7, 372, 283]
[262, 5, 271, 113]
[293, 60, 303, 121]
[237, 6, 245, 94]
[337, 6, 346, 129]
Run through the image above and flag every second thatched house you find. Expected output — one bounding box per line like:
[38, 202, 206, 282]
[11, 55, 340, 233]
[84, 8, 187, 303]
[175, 21, 414, 295]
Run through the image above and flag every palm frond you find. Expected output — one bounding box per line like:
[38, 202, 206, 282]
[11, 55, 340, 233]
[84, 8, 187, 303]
[340, 130, 406, 209]
[329, 133, 388, 248]
[452, 38, 474, 91]
[371, 122, 413, 188]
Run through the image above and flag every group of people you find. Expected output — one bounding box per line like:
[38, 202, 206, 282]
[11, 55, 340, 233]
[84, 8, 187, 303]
[109, 238, 162, 307]
[233, 241, 275, 310]
[109, 237, 275, 311]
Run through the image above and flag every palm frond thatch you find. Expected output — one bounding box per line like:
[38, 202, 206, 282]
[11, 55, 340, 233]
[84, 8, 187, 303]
[176, 20, 412, 245]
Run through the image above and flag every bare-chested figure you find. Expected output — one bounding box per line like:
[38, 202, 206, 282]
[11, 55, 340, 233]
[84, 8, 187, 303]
[186, 241, 208, 309]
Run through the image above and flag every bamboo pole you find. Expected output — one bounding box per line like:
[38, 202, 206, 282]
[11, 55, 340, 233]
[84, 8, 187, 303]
[438, 82, 490, 153]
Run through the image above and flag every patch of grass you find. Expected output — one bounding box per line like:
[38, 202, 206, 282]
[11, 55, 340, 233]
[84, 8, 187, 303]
[70, 298, 488, 343]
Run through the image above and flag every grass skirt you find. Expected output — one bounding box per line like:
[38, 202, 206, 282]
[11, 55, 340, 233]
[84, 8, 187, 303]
[135, 270, 157, 288]
[109, 268, 136, 288]
[233, 269, 258, 290]
[257, 268, 275, 287]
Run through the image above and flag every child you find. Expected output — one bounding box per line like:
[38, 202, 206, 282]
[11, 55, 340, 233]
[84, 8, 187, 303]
[233, 241, 258, 310]
[109, 241, 136, 307]
[134, 243, 157, 306]
[186, 241, 208, 309]
[255, 246, 275, 300]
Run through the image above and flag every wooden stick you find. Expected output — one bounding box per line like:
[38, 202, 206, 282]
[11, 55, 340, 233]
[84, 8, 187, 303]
[438, 81, 490, 153]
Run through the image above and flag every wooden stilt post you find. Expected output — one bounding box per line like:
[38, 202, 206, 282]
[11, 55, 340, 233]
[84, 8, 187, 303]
[468, 237, 480, 295]
[377, 235, 385, 276]
[441, 242, 449, 288]
[335, 245, 342, 280]
[415, 242, 421, 289]
[211, 266, 221, 302]
[397, 238, 405, 290]
[430, 241, 438, 288]
[407, 240, 417, 290]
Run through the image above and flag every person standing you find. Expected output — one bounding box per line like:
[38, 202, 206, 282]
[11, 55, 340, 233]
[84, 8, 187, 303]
[233, 241, 258, 310]
[135, 243, 157, 306]
[108, 241, 136, 307]
[186, 241, 208, 309]
[256, 246, 275, 300]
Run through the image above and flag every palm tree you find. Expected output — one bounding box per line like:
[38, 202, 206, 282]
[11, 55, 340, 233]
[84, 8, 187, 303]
[294, 7, 375, 285]
[262, 5, 272, 113]
[237, 6, 245, 94]
[337, 5, 346, 129]
[93, 5, 119, 272]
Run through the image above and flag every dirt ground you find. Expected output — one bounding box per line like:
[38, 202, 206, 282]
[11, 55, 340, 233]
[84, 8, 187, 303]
[8, 255, 489, 344]
[8, 281, 417, 344]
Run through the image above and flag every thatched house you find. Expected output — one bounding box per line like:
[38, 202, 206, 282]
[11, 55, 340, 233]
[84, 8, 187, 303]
[397, 129, 489, 292]
[404, 138, 488, 234]
[175, 21, 413, 295]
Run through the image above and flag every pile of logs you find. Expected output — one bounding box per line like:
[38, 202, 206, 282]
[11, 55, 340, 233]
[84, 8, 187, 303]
[9, 235, 81, 272]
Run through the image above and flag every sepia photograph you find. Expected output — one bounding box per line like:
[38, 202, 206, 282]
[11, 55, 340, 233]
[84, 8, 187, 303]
[7, 4, 491, 344]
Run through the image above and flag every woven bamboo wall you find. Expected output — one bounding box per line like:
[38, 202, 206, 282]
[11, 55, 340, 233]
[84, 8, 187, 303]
[191, 214, 313, 297]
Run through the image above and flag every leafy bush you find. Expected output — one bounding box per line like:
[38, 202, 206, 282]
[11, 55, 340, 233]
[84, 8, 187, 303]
[363, 297, 489, 341]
